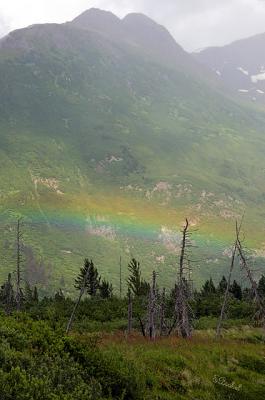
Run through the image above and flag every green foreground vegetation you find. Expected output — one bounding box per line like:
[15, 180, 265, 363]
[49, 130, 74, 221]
[0, 263, 265, 400]
[0, 313, 264, 399]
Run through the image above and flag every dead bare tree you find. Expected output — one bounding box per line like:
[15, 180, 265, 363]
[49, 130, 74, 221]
[167, 284, 178, 336]
[127, 289, 133, 335]
[2, 273, 14, 315]
[216, 241, 237, 338]
[147, 271, 157, 340]
[119, 256, 122, 299]
[137, 314, 146, 337]
[15, 218, 24, 311]
[175, 219, 193, 338]
[236, 223, 265, 332]
[217, 219, 265, 338]
[216, 221, 243, 339]
[66, 261, 91, 335]
[160, 288, 166, 336]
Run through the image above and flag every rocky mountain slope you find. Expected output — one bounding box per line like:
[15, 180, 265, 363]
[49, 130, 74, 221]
[1, 9, 265, 293]
[194, 32, 265, 104]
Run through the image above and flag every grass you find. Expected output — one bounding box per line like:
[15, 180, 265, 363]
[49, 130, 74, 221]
[94, 328, 265, 399]
[0, 309, 264, 399]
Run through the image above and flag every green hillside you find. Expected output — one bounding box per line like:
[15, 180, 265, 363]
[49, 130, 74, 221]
[1, 9, 265, 294]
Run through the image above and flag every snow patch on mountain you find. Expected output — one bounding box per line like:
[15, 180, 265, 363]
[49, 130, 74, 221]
[251, 72, 265, 83]
[237, 67, 249, 76]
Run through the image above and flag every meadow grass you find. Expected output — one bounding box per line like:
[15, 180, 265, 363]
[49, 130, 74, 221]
[96, 328, 265, 399]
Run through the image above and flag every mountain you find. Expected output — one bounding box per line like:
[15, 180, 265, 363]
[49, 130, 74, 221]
[194, 32, 265, 104]
[70, 9, 197, 71]
[70, 8, 125, 41]
[1, 9, 265, 294]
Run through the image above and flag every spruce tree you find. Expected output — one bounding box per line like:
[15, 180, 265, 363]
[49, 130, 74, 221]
[230, 280, 242, 300]
[54, 289, 65, 301]
[127, 258, 149, 297]
[75, 259, 101, 297]
[218, 276, 228, 293]
[99, 279, 113, 299]
[24, 282, 33, 306]
[202, 278, 216, 295]
[0, 273, 14, 315]
[258, 275, 265, 297]
[33, 286, 39, 303]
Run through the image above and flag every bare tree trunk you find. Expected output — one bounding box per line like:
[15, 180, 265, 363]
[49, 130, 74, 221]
[167, 315, 177, 336]
[4, 273, 13, 315]
[66, 264, 90, 335]
[137, 314, 146, 337]
[167, 284, 178, 336]
[176, 219, 192, 338]
[160, 288, 166, 336]
[236, 224, 265, 332]
[179, 219, 189, 279]
[127, 290, 133, 335]
[147, 271, 157, 340]
[181, 297, 191, 338]
[216, 241, 237, 339]
[119, 256, 122, 299]
[16, 218, 23, 311]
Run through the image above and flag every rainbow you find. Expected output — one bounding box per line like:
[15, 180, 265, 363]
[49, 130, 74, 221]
[0, 189, 238, 250]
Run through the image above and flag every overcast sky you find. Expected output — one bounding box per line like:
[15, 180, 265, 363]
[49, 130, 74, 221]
[1, 0, 265, 51]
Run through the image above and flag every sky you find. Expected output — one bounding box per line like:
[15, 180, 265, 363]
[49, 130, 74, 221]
[1, 0, 265, 51]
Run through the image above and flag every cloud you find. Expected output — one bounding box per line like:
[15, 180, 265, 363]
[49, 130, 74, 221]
[0, 14, 9, 37]
[0, 0, 265, 50]
[91, 0, 265, 50]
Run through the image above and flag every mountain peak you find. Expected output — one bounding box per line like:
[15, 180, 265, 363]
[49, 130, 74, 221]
[123, 12, 174, 38]
[70, 8, 186, 65]
[122, 11, 186, 62]
[71, 8, 122, 37]
[123, 12, 160, 25]
[72, 8, 121, 23]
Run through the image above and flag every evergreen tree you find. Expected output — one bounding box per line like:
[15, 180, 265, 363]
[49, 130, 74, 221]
[99, 279, 113, 299]
[0, 273, 14, 315]
[75, 259, 101, 297]
[54, 289, 65, 301]
[201, 278, 216, 295]
[230, 280, 242, 300]
[24, 281, 33, 306]
[33, 286, 39, 303]
[127, 258, 149, 297]
[242, 287, 253, 301]
[258, 275, 265, 297]
[218, 276, 228, 293]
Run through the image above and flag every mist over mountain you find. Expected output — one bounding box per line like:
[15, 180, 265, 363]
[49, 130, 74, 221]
[1, 8, 265, 292]
[195, 32, 265, 105]
[70, 8, 197, 72]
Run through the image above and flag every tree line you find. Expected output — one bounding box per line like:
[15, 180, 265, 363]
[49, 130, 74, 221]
[1, 254, 265, 333]
[1, 218, 265, 340]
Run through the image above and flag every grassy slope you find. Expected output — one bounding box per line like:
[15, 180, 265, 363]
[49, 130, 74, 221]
[1, 22, 265, 292]
[83, 327, 265, 400]
[0, 312, 264, 399]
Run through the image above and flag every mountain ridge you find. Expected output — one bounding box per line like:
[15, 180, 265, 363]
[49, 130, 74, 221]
[70, 8, 191, 71]
[194, 31, 265, 104]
